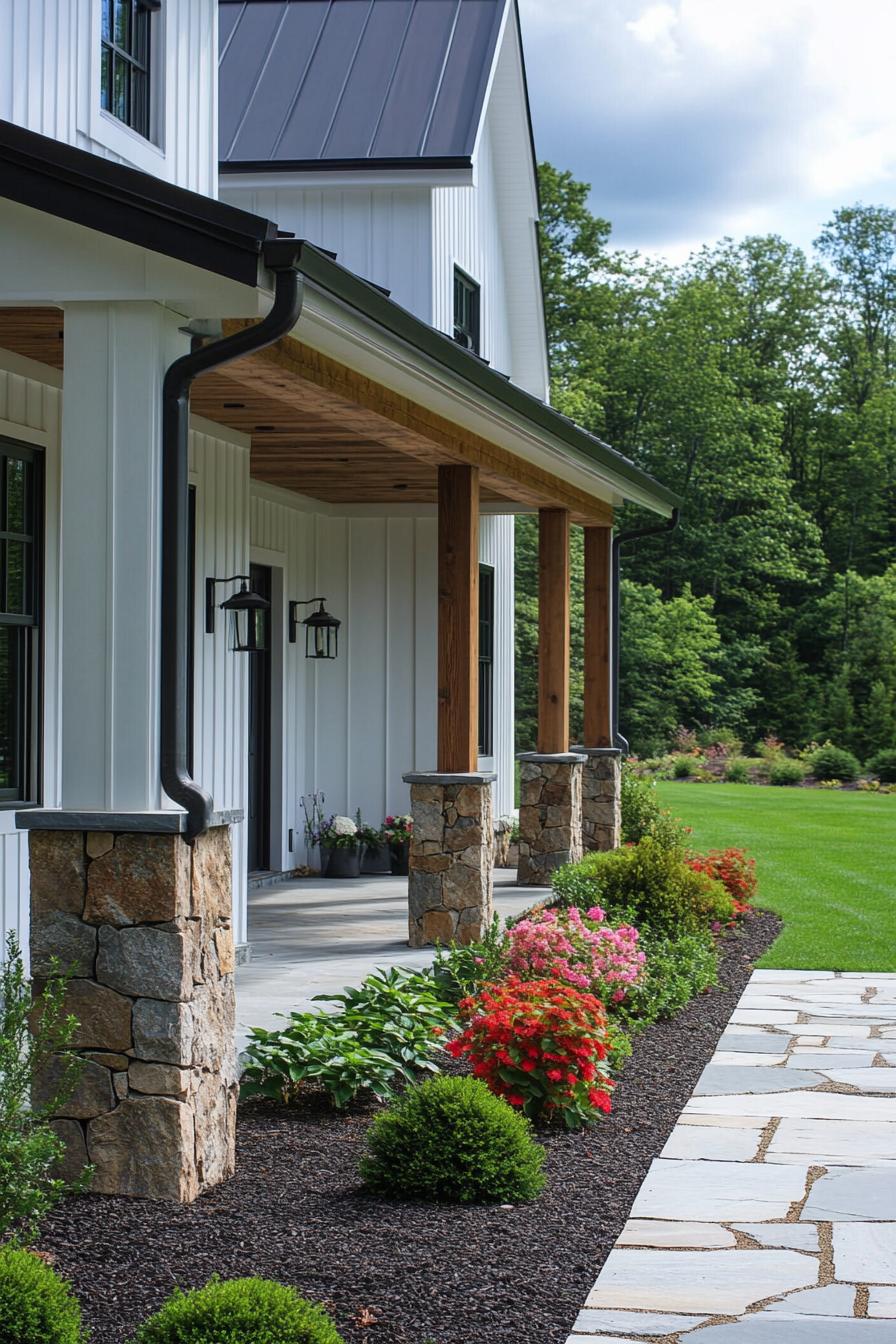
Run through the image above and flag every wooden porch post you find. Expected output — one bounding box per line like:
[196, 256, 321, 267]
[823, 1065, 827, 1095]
[437, 464, 479, 773]
[537, 508, 571, 754]
[583, 524, 613, 747]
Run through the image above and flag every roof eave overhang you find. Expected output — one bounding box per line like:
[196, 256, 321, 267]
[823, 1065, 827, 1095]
[291, 243, 680, 518]
[0, 117, 278, 289]
[219, 160, 475, 190]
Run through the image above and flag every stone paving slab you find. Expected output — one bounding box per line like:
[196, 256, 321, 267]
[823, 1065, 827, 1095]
[567, 970, 896, 1341]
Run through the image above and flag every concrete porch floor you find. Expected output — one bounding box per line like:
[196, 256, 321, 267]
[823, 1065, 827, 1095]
[235, 869, 546, 1050]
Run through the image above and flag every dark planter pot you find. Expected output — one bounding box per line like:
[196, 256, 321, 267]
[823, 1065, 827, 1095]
[321, 843, 362, 879]
[361, 843, 391, 874]
[389, 839, 410, 877]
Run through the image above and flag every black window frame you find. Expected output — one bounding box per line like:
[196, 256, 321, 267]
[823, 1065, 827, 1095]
[453, 267, 481, 354]
[478, 563, 494, 757]
[0, 438, 43, 808]
[100, 1, 160, 141]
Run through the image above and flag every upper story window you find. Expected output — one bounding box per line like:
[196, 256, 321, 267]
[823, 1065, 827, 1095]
[453, 269, 481, 354]
[101, 1, 160, 140]
[478, 564, 494, 757]
[0, 440, 42, 806]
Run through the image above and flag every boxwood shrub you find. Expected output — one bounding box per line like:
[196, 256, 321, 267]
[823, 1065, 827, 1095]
[360, 1075, 545, 1204]
[768, 758, 805, 786]
[132, 1277, 345, 1344]
[0, 1245, 86, 1344]
[807, 744, 861, 782]
[552, 838, 733, 935]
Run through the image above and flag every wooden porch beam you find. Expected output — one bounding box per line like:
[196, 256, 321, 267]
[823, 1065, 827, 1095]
[583, 524, 613, 747]
[537, 508, 571, 755]
[437, 465, 479, 773]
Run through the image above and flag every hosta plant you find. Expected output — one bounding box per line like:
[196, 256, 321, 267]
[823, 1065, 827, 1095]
[447, 976, 615, 1130]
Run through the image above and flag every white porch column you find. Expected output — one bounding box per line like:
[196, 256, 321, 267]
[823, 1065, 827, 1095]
[59, 302, 188, 811]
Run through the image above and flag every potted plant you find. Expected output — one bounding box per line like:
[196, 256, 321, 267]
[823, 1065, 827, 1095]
[357, 815, 390, 874]
[318, 814, 363, 878]
[383, 814, 413, 876]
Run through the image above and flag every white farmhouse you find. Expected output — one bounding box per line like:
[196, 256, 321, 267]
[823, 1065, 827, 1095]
[0, 0, 678, 1201]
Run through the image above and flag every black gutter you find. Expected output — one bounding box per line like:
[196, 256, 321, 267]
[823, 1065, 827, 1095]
[220, 155, 473, 175]
[0, 117, 277, 287]
[612, 509, 680, 751]
[160, 240, 303, 838]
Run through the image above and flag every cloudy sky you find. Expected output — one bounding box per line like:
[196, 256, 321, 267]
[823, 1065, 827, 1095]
[518, 0, 896, 262]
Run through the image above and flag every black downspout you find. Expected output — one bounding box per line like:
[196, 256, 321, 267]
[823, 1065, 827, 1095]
[612, 507, 680, 751]
[161, 246, 304, 839]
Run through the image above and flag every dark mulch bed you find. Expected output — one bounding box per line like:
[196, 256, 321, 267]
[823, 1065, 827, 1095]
[41, 911, 780, 1344]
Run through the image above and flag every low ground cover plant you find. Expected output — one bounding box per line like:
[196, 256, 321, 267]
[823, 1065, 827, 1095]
[552, 837, 733, 935]
[133, 1276, 345, 1344]
[808, 744, 861, 782]
[613, 929, 718, 1028]
[360, 1074, 545, 1204]
[447, 976, 615, 1130]
[0, 1245, 86, 1344]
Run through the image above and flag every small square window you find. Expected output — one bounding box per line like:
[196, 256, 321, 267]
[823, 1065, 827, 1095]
[100, 0, 158, 140]
[453, 269, 481, 354]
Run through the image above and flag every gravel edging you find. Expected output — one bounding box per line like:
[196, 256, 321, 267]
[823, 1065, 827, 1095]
[40, 910, 781, 1344]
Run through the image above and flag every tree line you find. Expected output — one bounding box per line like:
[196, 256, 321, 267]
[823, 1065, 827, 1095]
[515, 165, 896, 759]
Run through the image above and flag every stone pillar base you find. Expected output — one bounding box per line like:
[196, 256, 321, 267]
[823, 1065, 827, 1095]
[402, 772, 495, 948]
[517, 753, 585, 885]
[574, 746, 622, 852]
[28, 824, 237, 1203]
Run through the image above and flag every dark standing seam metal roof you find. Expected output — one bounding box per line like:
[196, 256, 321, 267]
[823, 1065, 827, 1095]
[218, 0, 506, 171]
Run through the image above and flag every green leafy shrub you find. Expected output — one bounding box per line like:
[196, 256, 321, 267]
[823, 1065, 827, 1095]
[0, 933, 88, 1246]
[614, 931, 718, 1029]
[808, 744, 861, 782]
[241, 968, 455, 1109]
[724, 757, 749, 783]
[672, 755, 694, 778]
[430, 915, 508, 1004]
[133, 1277, 344, 1344]
[620, 767, 688, 848]
[769, 758, 805, 786]
[867, 749, 896, 783]
[359, 1075, 545, 1203]
[0, 1245, 87, 1344]
[552, 838, 733, 935]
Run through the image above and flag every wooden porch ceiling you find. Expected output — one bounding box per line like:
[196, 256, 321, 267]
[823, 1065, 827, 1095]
[0, 308, 613, 522]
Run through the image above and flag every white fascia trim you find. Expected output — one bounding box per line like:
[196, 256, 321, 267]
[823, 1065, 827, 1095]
[221, 167, 474, 192]
[296, 284, 671, 516]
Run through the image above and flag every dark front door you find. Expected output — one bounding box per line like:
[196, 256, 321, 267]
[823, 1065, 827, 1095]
[247, 563, 272, 873]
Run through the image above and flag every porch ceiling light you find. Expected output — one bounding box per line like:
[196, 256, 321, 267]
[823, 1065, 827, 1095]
[289, 598, 340, 660]
[206, 575, 270, 653]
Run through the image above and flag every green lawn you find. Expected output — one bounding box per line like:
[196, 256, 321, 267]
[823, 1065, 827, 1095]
[656, 782, 896, 971]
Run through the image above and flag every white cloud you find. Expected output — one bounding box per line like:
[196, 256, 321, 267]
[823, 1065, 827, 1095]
[518, 0, 896, 257]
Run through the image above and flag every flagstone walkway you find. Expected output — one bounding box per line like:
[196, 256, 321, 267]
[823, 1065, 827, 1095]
[568, 969, 896, 1342]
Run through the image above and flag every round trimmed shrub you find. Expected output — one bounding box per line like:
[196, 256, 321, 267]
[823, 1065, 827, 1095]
[359, 1075, 545, 1204]
[769, 758, 805, 787]
[672, 755, 694, 778]
[724, 757, 749, 783]
[0, 1245, 86, 1344]
[132, 1277, 345, 1344]
[867, 749, 896, 783]
[808, 744, 860, 782]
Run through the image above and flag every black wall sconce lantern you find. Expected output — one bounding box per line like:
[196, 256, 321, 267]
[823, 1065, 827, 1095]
[206, 575, 270, 653]
[289, 598, 341, 659]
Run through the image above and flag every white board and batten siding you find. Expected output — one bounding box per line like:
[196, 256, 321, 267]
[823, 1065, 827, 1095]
[0, 353, 62, 967]
[0, 0, 218, 195]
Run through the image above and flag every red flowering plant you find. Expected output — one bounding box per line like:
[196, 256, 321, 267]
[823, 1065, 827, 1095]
[687, 847, 757, 918]
[446, 975, 615, 1130]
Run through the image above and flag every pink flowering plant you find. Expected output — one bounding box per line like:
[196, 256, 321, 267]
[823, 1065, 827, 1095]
[505, 906, 645, 1008]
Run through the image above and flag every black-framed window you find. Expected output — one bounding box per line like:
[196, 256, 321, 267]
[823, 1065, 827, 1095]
[478, 564, 494, 757]
[0, 440, 42, 805]
[453, 268, 481, 353]
[101, 0, 159, 139]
